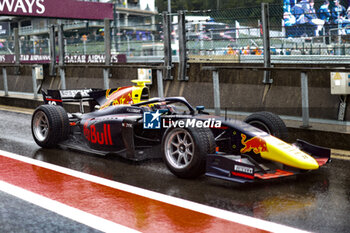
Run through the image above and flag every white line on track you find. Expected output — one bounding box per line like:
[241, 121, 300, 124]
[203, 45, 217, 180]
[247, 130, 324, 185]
[0, 181, 139, 233]
[331, 155, 350, 161]
[0, 149, 309, 233]
[0, 105, 33, 115]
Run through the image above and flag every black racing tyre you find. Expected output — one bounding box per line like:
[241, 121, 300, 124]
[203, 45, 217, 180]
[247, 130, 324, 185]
[161, 127, 215, 179]
[244, 111, 288, 140]
[204, 128, 216, 155]
[55, 105, 70, 141]
[31, 105, 69, 148]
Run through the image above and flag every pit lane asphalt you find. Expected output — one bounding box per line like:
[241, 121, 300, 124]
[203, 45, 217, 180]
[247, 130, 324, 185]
[0, 191, 101, 233]
[0, 109, 349, 233]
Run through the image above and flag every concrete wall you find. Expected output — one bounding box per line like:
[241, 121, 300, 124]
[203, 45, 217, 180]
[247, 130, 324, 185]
[0, 66, 33, 93]
[0, 63, 345, 121]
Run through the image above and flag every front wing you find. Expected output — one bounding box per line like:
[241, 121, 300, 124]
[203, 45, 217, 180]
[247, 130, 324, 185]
[206, 152, 330, 183]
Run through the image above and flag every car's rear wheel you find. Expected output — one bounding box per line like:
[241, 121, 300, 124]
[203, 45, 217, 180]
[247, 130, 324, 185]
[162, 127, 215, 178]
[32, 105, 69, 148]
[244, 111, 288, 140]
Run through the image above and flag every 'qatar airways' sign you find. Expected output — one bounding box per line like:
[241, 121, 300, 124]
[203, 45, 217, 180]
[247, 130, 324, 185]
[0, 54, 127, 64]
[0, 0, 113, 20]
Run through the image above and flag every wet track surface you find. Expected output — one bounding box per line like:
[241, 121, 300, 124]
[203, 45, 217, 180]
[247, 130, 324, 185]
[0, 109, 349, 233]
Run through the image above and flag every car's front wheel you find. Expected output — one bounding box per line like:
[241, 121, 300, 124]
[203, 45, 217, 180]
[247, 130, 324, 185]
[162, 127, 215, 178]
[31, 105, 69, 148]
[244, 111, 288, 140]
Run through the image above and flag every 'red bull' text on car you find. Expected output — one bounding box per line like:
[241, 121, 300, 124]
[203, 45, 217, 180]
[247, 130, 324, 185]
[31, 82, 330, 183]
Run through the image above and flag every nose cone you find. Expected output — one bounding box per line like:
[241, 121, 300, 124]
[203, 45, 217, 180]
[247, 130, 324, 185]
[261, 136, 320, 170]
[293, 155, 319, 170]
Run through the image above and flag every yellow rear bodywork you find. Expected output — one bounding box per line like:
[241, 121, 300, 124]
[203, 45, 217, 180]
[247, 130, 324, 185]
[131, 80, 150, 104]
[99, 80, 150, 110]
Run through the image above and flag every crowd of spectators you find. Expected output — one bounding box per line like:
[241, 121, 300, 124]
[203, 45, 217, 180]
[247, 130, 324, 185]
[284, 0, 350, 37]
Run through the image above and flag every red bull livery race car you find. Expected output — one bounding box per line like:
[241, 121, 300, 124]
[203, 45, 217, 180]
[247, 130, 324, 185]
[31, 81, 331, 183]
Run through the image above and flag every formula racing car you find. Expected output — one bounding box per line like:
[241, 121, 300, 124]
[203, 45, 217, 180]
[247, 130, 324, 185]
[31, 81, 331, 183]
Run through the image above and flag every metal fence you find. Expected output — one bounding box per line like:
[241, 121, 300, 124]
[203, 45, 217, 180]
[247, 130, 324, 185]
[0, 38, 49, 56]
[2, 2, 350, 64]
[64, 34, 105, 56]
[61, 15, 164, 57]
[183, 7, 262, 63]
[0, 39, 14, 55]
[181, 1, 350, 64]
[113, 15, 164, 57]
[0, 15, 163, 58]
[20, 39, 50, 56]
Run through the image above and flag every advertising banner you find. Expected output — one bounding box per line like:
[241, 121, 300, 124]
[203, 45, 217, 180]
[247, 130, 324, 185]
[0, 54, 127, 64]
[0, 0, 113, 20]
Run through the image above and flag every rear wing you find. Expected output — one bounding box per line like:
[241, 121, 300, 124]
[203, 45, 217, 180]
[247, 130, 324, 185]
[42, 89, 101, 106]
